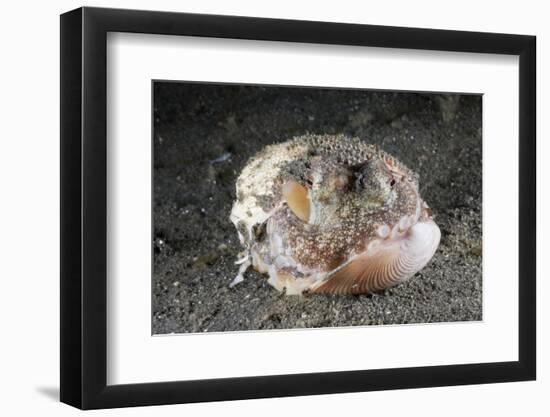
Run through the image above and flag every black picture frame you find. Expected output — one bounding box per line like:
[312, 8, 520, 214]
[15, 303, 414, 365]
[60, 6, 536, 410]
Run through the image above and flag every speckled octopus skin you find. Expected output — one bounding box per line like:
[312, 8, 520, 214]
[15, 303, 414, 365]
[230, 134, 441, 295]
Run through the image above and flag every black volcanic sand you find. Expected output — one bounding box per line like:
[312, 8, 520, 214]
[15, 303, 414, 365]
[152, 83, 482, 334]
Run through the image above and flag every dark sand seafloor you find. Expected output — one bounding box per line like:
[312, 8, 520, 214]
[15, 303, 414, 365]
[152, 83, 482, 334]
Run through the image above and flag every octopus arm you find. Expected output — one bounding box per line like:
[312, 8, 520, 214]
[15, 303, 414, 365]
[310, 219, 440, 295]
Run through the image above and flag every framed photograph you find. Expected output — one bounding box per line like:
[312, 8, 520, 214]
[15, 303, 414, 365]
[60, 6, 536, 409]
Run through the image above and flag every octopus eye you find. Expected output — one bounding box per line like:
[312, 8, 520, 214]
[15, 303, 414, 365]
[389, 178, 396, 187]
[282, 180, 310, 223]
[334, 174, 349, 189]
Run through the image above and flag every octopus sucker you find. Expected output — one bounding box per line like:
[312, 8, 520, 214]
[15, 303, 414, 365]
[229, 134, 441, 295]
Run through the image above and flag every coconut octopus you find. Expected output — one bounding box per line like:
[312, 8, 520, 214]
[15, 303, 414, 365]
[230, 134, 440, 295]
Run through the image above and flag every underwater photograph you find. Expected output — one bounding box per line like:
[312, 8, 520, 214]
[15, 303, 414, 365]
[152, 82, 482, 334]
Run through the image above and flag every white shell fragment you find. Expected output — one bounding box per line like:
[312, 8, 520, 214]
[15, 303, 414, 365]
[229, 134, 441, 295]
